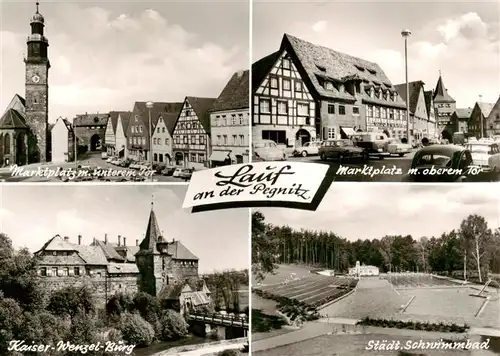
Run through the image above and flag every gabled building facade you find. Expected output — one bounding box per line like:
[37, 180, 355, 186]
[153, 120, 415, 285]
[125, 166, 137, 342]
[0, 95, 30, 166]
[423, 90, 437, 139]
[210, 70, 250, 166]
[104, 111, 130, 157]
[252, 48, 317, 149]
[450, 108, 472, 135]
[126, 102, 183, 162]
[469, 102, 495, 139]
[394, 81, 429, 141]
[152, 111, 179, 166]
[433, 74, 456, 141]
[486, 96, 500, 137]
[51, 117, 74, 163]
[253, 34, 408, 146]
[172, 97, 216, 169]
[115, 112, 131, 159]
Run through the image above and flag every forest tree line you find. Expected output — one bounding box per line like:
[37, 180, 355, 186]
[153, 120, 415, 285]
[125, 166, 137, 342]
[252, 212, 500, 283]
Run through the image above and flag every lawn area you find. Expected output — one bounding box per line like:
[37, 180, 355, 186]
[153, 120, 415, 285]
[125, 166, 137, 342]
[253, 264, 313, 286]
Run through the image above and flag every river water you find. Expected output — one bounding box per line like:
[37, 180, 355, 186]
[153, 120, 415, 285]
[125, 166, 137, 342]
[133, 335, 217, 356]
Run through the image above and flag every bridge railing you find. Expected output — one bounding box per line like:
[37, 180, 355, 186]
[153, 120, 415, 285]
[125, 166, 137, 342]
[188, 313, 249, 327]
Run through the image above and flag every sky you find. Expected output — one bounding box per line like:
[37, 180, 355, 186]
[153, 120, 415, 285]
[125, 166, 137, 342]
[258, 184, 500, 241]
[0, 185, 249, 273]
[253, 0, 500, 107]
[0, 0, 249, 122]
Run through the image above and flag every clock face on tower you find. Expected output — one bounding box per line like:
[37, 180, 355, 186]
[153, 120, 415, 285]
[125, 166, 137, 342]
[32, 75, 40, 83]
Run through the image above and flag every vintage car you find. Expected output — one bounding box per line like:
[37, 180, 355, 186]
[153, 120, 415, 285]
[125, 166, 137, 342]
[177, 168, 194, 181]
[319, 139, 369, 162]
[293, 141, 322, 157]
[402, 145, 484, 182]
[252, 139, 286, 161]
[161, 166, 176, 176]
[350, 131, 389, 158]
[384, 138, 411, 157]
[465, 141, 500, 172]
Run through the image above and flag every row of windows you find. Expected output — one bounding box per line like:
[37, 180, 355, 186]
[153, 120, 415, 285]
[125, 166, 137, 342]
[131, 125, 143, 133]
[177, 121, 200, 130]
[156, 127, 166, 134]
[437, 103, 452, 108]
[327, 104, 359, 116]
[40, 266, 86, 277]
[183, 153, 206, 163]
[259, 100, 310, 116]
[366, 105, 407, 120]
[129, 136, 146, 146]
[215, 134, 246, 146]
[269, 76, 303, 92]
[214, 113, 246, 126]
[174, 135, 205, 145]
[153, 138, 169, 145]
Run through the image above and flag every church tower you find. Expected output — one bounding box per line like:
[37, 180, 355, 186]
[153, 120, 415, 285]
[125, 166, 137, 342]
[25, 2, 50, 163]
[136, 201, 172, 296]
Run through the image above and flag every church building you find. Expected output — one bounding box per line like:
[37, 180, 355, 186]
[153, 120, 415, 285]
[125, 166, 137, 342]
[0, 2, 50, 166]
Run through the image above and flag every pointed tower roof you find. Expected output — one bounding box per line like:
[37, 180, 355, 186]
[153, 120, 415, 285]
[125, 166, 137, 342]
[433, 74, 455, 103]
[139, 200, 161, 253]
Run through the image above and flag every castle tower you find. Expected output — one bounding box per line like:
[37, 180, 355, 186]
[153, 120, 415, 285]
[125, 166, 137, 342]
[433, 72, 456, 140]
[135, 201, 170, 296]
[25, 1, 50, 162]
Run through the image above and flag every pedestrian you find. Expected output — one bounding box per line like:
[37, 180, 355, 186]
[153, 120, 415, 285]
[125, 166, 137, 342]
[421, 137, 430, 147]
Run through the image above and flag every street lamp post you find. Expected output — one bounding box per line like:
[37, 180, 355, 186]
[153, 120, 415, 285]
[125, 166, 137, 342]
[401, 29, 412, 147]
[146, 101, 154, 182]
[479, 95, 484, 138]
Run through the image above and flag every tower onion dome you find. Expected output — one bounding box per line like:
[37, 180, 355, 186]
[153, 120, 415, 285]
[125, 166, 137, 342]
[31, 2, 44, 24]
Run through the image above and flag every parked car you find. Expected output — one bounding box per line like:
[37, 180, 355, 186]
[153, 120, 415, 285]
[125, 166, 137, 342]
[384, 138, 411, 157]
[161, 166, 176, 176]
[319, 139, 368, 162]
[101, 152, 108, 160]
[153, 164, 166, 174]
[178, 168, 194, 181]
[351, 131, 389, 158]
[402, 145, 482, 182]
[465, 142, 500, 172]
[252, 140, 286, 161]
[293, 141, 322, 157]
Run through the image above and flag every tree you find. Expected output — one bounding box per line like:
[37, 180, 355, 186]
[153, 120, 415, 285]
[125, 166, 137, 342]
[119, 312, 155, 347]
[158, 310, 189, 341]
[106, 292, 134, 316]
[252, 212, 278, 282]
[459, 214, 492, 283]
[47, 286, 95, 318]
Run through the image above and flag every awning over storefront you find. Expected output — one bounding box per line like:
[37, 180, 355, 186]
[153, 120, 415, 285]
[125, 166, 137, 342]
[341, 127, 356, 136]
[209, 150, 231, 162]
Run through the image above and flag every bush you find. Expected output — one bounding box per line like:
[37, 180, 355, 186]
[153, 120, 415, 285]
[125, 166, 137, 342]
[158, 310, 189, 341]
[119, 313, 155, 347]
[47, 286, 95, 318]
[132, 292, 160, 320]
[106, 293, 134, 316]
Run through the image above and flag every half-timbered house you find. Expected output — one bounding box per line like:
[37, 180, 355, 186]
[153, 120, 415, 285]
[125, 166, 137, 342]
[253, 34, 408, 146]
[252, 48, 316, 149]
[172, 97, 216, 169]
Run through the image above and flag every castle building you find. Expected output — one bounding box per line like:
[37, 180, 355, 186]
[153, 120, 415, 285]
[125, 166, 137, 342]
[34, 202, 209, 310]
[0, 2, 50, 165]
[432, 73, 456, 141]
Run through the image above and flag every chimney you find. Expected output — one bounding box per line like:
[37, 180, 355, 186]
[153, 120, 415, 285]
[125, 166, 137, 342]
[105, 233, 108, 245]
[172, 238, 175, 243]
[136, 239, 139, 246]
[237, 70, 243, 78]
[123, 237, 127, 246]
[118, 235, 121, 247]
[93, 237, 96, 244]
[78, 235, 82, 245]
[64, 236, 69, 241]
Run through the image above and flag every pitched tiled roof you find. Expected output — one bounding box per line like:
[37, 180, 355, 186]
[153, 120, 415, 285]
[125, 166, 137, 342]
[212, 70, 249, 112]
[161, 112, 180, 137]
[133, 102, 183, 135]
[118, 112, 132, 133]
[454, 108, 473, 119]
[167, 240, 198, 260]
[424, 90, 433, 117]
[185, 97, 216, 133]
[62, 118, 73, 131]
[252, 51, 281, 92]
[477, 102, 495, 117]
[281, 34, 402, 105]
[394, 81, 425, 114]
[35, 235, 108, 265]
[0, 108, 28, 129]
[433, 75, 455, 103]
[92, 239, 125, 261]
[108, 111, 130, 133]
[158, 278, 209, 302]
[14, 94, 26, 107]
[107, 263, 139, 274]
[139, 206, 162, 253]
[73, 113, 109, 127]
